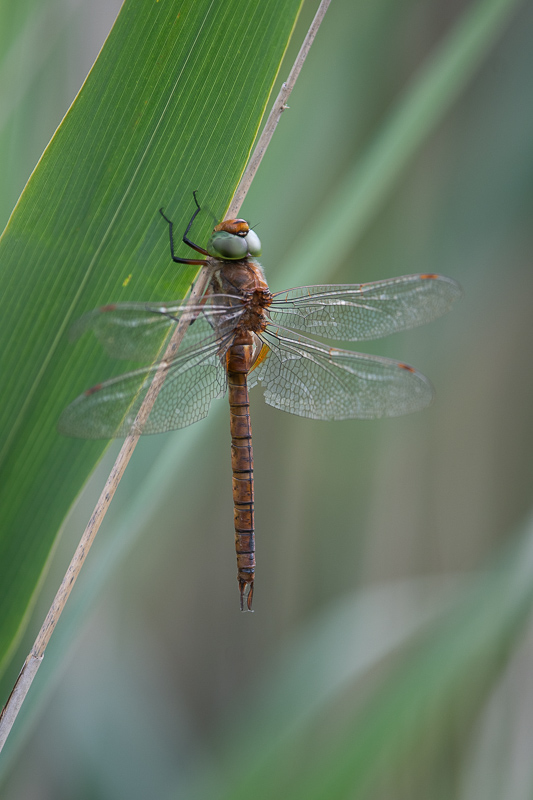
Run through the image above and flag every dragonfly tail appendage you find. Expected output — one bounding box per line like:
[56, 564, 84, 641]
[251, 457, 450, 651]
[228, 353, 255, 612]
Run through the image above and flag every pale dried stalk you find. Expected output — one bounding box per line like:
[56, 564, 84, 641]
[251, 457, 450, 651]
[0, 0, 331, 751]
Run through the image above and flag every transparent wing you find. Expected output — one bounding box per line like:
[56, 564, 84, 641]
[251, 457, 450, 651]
[58, 332, 232, 438]
[249, 326, 434, 420]
[70, 294, 245, 361]
[268, 274, 461, 342]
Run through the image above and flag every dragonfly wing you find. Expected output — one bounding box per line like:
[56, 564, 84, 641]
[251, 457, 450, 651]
[268, 274, 461, 342]
[250, 327, 433, 420]
[70, 294, 244, 361]
[58, 335, 230, 438]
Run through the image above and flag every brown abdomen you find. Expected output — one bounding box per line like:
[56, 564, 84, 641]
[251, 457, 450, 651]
[227, 341, 255, 611]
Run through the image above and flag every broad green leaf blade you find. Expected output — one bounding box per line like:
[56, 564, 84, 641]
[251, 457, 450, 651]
[0, 0, 303, 673]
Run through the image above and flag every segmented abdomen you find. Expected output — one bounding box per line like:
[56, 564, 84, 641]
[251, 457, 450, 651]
[227, 340, 255, 611]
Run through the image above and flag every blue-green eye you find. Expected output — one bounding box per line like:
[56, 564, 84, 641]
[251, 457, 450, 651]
[208, 232, 248, 259]
[245, 230, 261, 256]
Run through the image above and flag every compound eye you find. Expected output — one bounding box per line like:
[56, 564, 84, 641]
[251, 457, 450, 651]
[245, 230, 261, 256]
[210, 232, 248, 259]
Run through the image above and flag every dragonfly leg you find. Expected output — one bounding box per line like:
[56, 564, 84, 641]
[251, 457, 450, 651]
[182, 191, 211, 255]
[159, 194, 209, 263]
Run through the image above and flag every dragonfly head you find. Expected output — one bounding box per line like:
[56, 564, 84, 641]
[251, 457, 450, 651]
[207, 219, 262, 260]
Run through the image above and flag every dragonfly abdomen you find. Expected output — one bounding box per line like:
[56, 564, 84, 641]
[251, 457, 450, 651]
[227, 342, 255, 611]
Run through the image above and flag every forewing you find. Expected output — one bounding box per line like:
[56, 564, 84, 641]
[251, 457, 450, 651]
[250, 328, 434, 420]
[70, 294, 244, 361]
[268, 274, 461, 342]
[58, 335, 230, 438]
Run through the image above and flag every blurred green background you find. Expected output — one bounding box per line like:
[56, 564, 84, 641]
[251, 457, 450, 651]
[2, 0, 533, 797]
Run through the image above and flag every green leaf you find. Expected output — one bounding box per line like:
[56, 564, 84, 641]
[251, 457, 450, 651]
[0, 0, 303, 672]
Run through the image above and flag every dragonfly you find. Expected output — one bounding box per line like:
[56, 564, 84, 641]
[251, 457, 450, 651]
[59, 194, 461, 611]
